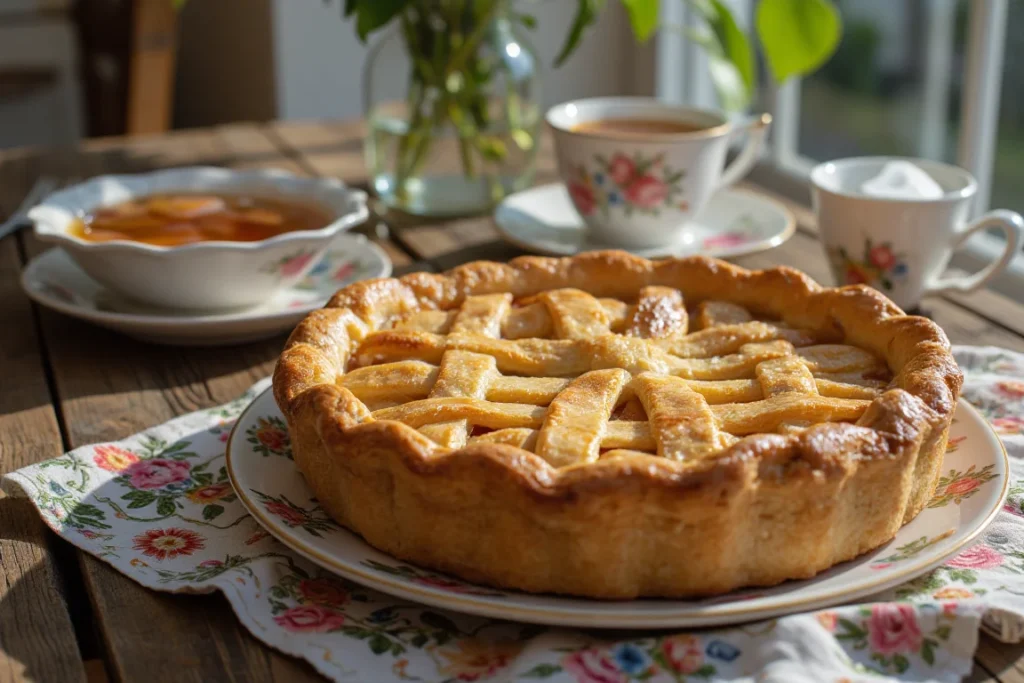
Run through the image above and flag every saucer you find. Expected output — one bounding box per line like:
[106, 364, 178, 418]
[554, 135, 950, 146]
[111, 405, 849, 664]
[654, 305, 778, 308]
[493, 183, 796, 258]
[21, 234, 391, 346]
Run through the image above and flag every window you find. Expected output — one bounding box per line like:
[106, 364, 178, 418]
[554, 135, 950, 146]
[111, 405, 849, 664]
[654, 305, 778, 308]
[654, 0, 1024, 299]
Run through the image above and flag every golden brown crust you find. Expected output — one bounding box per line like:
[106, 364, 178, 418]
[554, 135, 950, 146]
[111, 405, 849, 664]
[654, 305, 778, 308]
[272, 251, 961, 598]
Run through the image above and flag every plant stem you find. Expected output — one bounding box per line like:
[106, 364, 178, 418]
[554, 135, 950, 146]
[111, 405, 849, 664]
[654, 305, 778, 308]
[446, 0, 503, 77]
[389, 0, 510, 203]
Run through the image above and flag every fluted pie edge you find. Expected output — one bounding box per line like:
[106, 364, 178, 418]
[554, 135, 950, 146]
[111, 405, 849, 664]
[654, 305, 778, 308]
[272, 251, 961, 598]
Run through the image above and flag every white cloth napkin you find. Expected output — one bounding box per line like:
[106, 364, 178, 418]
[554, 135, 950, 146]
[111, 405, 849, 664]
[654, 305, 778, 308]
[5, 346, 1024, 683]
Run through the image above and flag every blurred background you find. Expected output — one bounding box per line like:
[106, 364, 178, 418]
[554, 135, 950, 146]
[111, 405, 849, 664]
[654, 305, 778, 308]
[1, 0, 1018, 211]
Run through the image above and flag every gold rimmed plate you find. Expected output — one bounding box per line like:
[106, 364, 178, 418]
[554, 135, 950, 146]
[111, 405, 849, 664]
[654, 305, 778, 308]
[227, 388, 1007, 628]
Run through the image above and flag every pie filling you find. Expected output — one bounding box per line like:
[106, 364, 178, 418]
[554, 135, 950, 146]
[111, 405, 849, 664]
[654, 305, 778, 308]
[336, 286, 891, 468]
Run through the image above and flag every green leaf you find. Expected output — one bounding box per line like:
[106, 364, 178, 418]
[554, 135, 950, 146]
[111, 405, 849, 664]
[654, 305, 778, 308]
[511, 129, 535, 151]
[368, 634, 392, 655]
[203, 504, 225, 520]
[125, 492, 157, 509]
[948, 568, 978, 584]
[622, 0, 659, 42]
[342, 626, 373, 639]
[837, 618, 866, 639]
[686, 0, 757, 110]
[521, 663, 563, 678]
[921, 639, 936, 666]
[410, 633, 429, 648]
[515, 12, 538, 30]
[478, 136, 508, 162]
[694, 664, 716, 678]
[193, 472, 214, 486]
[555, 0, 607, 66]
[893, 653, 910, 674]
[756, 0, 842, 83]
[156, 497, 176, 516]
[354, 0, 410, 41]
[420, 611, 459, 634]
[73, 503, 103, 518]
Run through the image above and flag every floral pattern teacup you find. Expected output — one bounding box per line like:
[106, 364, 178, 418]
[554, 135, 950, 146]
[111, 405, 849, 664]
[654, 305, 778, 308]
[547, 98, 770, 249]
[812, 157, 1024, 311]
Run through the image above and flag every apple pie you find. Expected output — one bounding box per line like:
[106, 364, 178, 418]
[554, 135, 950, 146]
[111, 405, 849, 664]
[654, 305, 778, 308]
[273, 251, 961, 598]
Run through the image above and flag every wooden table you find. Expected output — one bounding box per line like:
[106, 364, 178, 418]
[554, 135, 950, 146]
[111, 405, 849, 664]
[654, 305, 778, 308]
[1, 121, 1023, 683]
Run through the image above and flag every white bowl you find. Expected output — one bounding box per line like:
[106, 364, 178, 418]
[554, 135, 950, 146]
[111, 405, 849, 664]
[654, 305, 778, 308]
[29, 166, 369, 310]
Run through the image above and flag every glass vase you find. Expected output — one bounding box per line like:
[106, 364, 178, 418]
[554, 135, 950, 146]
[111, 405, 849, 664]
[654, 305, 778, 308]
[363, 2, 541, 217]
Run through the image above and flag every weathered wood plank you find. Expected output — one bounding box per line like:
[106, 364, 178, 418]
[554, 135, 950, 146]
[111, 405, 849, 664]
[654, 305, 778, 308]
[7, 119, 1024, 682]
[19, 126, 323, 682]
[389, 216, 505, 265]
[265, 120, 368, 186]
[975, 634, 1023, 683]
[0, 226, 87, 682]
[966, 661, 1002, 683]
[944, 286, 1024, 340]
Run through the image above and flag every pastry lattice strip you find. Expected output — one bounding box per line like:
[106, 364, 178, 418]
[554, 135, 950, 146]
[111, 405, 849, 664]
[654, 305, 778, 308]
[342, 289, 889, 467]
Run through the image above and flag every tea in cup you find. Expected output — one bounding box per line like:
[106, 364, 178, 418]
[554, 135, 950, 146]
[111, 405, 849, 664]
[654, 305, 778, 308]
[546, 97, 771, 249]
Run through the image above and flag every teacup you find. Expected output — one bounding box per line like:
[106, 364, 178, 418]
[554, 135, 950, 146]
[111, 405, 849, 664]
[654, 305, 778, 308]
[811, 157, 1024, 311]
[546, 97, 771, 249]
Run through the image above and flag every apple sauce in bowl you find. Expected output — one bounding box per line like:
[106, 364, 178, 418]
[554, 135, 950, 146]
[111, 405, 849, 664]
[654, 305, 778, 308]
[30, 167, 368, 311]
[71, 194, 334, 247]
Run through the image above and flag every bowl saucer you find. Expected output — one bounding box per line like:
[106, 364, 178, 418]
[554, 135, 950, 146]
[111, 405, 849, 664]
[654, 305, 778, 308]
[21, 233, 390, 346]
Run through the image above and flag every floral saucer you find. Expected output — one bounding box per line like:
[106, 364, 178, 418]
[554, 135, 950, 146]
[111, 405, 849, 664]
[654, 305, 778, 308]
[228, 389, 1007, 628]
[21, 234, 390, 346]
[493, 184, 796, 258]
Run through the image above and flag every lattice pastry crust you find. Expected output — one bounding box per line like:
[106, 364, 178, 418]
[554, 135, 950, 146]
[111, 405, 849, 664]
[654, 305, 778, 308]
[273, 252, 961, 598]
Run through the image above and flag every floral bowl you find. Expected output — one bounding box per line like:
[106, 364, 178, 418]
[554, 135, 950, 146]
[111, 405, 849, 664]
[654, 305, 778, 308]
[30, 167, 369, 311]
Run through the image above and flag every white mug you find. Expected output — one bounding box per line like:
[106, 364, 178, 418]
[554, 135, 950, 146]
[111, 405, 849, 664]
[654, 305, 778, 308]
[811, 157, 1024, 311]
[546, 97, 771, 249]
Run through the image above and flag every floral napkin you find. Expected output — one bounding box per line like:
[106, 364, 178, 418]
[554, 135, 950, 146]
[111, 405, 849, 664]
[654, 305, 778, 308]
[5, 346, 1024, 683]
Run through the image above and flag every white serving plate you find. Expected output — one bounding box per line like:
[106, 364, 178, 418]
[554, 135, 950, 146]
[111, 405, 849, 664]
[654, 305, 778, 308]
[227, 389, 1007, 628]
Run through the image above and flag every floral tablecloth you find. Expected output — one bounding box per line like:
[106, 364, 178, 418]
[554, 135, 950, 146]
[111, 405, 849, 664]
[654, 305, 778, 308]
[6, 346, 1024, 683]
